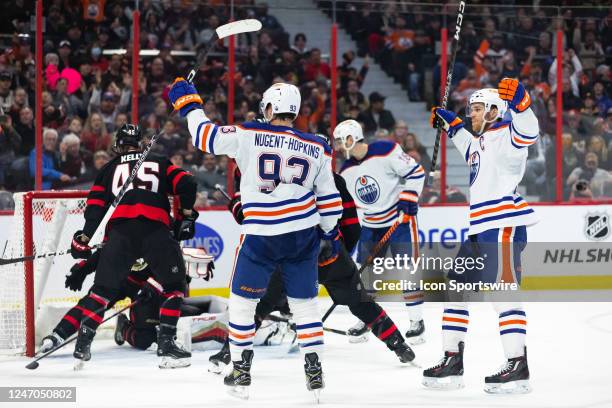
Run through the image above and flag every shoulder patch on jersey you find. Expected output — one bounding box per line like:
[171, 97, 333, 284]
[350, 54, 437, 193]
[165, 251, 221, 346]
[365, 140, 397, 159]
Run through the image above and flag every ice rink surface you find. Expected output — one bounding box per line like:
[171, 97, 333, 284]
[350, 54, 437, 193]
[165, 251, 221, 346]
[1, 300, 611, 408]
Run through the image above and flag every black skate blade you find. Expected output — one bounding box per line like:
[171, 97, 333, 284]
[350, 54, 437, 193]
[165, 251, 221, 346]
[484, 380, 531, 394]
[422, 375, 465, 390]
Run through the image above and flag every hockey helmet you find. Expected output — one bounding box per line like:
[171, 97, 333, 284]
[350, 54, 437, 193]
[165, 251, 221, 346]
[467, 88, 507, 133]
[114, 123, 142, 150]
[333, 119, 363, 158]
[260, 83, 301, 122]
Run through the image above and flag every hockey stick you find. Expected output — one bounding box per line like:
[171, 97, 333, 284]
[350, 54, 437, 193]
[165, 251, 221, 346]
[428, 1, 467, 185]
[214, 184, 232, 201]
[0, 245, 103, 266]
[321, 217, 409, 323]
[88, 19, 261, 246]
[323, 327, 347, 336]
[25, 299, 139, 370]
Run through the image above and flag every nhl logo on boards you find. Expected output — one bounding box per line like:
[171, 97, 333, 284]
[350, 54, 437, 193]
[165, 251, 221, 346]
[355, 175, 380, 204]
[584, 212, 610, 241]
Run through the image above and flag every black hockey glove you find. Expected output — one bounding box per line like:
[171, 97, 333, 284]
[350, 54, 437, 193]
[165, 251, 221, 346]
[318, 226, 340, 267]
[71, 230, 92, 259]
[65, 250, 100, 291]
[173, 209, 199, 241]
[227, 192, 244, 225]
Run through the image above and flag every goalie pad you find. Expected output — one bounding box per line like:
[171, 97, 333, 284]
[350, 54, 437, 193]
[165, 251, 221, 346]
[176, 295, 228, 351]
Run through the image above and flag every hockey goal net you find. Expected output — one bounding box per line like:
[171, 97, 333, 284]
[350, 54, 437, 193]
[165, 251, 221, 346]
[0, 191, 92, 356]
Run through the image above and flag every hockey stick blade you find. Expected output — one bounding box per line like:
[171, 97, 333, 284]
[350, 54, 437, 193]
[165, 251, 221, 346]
[216, 19, 262, 40]
[25, 300, 139, 369]
[323, 327, 347, 336]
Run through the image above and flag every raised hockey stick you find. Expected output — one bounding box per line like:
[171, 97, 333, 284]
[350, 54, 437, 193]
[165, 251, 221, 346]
[25, 299, 139, 370]
[88, 19, 262, 246]
[321, 217, 409, 323]
[428, 1, 467, 185]
[214, 184, 232, 201]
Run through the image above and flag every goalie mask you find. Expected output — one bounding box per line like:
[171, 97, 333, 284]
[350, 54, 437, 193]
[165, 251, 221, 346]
[333, 119, 364, 159]
[467, 88, 507, 135]
[260, 83, 301, 122]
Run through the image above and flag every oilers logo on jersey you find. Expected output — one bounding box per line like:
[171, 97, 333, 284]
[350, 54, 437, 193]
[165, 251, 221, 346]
[469, 151, 480, 186]
[355, 175, 380, 204]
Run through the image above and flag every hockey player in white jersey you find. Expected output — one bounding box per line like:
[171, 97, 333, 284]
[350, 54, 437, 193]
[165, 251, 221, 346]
[333, 119, 426, 344]
[423, 78, 538, 394]
[169, 79, 342, 400]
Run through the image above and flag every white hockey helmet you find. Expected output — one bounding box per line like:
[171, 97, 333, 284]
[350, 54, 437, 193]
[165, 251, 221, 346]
[333, 119, 364, 158]
[260, 83, 301, 122]
[467, 88, 507, 131]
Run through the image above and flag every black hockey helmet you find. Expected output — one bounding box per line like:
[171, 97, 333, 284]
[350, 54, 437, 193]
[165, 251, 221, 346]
[114, 123, 142, 150]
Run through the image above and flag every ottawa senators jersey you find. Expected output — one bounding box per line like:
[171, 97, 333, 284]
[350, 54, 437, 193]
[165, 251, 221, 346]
[82, 152, 197, 238]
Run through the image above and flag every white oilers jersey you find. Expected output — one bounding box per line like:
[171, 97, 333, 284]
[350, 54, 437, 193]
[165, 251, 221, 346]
[186, 109, 342, 236]
[450, 108, 540, 235]
[339, 141, 425, 228]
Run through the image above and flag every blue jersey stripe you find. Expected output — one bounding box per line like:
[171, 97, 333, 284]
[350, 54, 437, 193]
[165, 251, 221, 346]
[364, 202, 398, 216]
[470, 196, 515, 210]
[444, 309, 469, 316]
[500, 328, 527, 335]
[405, 173, 425, 180]
[403, 164, 421, 178]
[442, 325, 467, 332]
[319, 210, 343, 217]
[243, 207, 318, 225]
[317, 193, 341, 201]
[242, 192, 314, 209]
[229, 339, 253, 347]
[300, 340, 324, 348]
[511, 122, 537, 139]
[470, 208, 534, 225]
[208, 125, 218, 154]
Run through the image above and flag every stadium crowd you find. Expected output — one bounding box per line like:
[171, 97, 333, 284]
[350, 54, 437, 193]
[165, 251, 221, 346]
[0, 0, 610, 208]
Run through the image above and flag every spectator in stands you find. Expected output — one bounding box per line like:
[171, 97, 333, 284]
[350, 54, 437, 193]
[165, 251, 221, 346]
[29, 128, 72, 190]
[81, 150, 110, 183]
[401, 131, 432, 174]
[338, 79, 367, 119]
[587, 135, 610, 170]
[549, 49, 583, 98]
[546, 132, 583, 199]
[303, 48, 330, 82]
[14, 106, 34, 156]
[593, 81, 611, 117]
[0, 71, 14, 112]
[58, 133, 86, 182]
[567, 152, 612, 198]
[420, 171, 467, 204]
[158, 120, 184, 156]
[257, 3, 284, 34]
[57, 40, 73, 70]
[358, 92, 396, 135]
[9, 87, 29, 122]
[80, 112, 111, 154]
[0, 112, 22, 185]
[291, 33, 309, 56]
[195, 153, 226, 205]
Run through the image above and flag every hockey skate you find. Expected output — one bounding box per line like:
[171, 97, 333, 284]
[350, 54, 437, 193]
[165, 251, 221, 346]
[347, 320, 370, 343]
[157, 332, 191, 369]
[73, 325, 96, 371]
[422, 341, 465, 390]
[208, 340, 230, 374]
[38, 332, 64, 355]
[114, 314, 128, 346]
[224, 350, 253, 400]
[484, 348, 531, 394]
[384, 332, 416, 364]
[405, 319, 425, 345]
[304, 352, 324, 403]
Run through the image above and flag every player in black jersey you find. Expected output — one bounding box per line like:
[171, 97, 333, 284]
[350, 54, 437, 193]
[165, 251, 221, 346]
[69, 123, 197, 369]
[209, 168, 416, 372]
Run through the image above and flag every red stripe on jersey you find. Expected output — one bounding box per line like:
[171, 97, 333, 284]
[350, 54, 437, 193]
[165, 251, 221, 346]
[342, 201, 356, 209]
[171, 171, 187, 194]
[340, 217, 359, 226]
[166, 165, 179, 176]
[377, 324, 397, 341]
[91, 185, 105, 192]
[111, 203, 170, 226]
[87, 198, 105, 207]
[160, 308, 181, 317]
